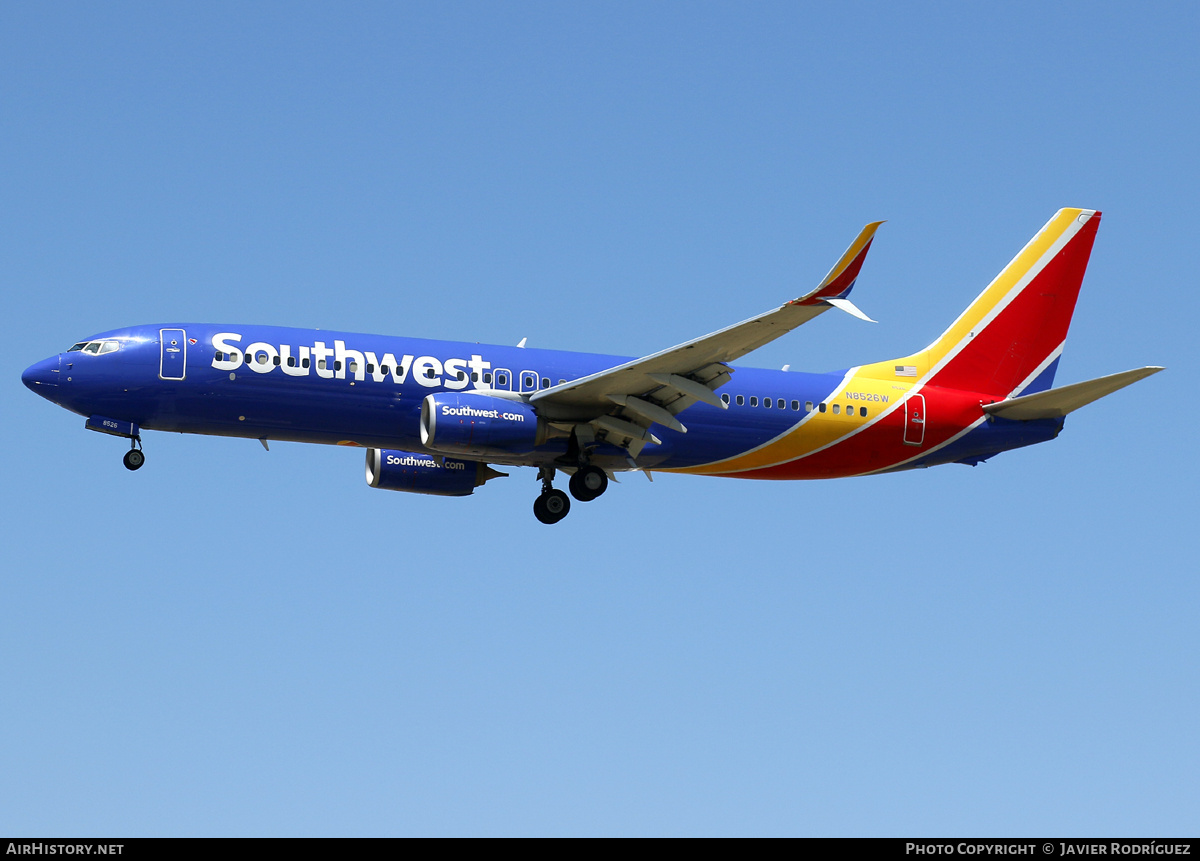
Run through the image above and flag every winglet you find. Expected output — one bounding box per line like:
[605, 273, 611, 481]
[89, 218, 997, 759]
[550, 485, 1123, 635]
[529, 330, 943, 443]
[793, 220, 885, 307]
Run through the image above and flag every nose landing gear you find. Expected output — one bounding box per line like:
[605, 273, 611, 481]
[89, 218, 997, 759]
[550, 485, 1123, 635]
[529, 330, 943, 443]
[123, 438, 145, 471]
[84, 416, 145, 471]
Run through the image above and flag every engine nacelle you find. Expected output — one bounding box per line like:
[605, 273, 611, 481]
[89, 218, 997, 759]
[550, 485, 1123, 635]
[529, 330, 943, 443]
[419, 392, 543, 457]
[365, 449, 506, 497]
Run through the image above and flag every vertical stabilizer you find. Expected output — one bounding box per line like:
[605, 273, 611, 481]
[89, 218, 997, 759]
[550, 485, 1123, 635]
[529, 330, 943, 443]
[862, 209, 1101, 397]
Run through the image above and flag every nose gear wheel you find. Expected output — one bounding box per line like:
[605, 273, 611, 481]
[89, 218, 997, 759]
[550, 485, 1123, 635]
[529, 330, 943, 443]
[123, 436, 145, 471]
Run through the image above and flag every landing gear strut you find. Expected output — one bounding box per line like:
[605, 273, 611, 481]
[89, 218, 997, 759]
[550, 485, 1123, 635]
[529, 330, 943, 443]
[569, 465, 608, 502]
[123, 437, 145, 471]
[533, 466, 571, 524]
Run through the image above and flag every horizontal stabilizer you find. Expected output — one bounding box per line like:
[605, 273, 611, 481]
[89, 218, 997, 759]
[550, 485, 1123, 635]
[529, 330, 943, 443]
[982, 367, 1164, 420]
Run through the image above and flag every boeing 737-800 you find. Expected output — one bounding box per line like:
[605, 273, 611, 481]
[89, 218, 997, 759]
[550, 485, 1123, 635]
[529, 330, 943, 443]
[22, 208, 1162, 523]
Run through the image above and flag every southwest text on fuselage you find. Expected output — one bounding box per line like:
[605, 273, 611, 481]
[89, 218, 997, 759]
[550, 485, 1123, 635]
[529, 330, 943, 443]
[210, 332, 491, 389]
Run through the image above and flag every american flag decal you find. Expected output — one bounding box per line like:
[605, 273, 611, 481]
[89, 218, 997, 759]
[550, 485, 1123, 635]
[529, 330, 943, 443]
[895, 365, 917, 377]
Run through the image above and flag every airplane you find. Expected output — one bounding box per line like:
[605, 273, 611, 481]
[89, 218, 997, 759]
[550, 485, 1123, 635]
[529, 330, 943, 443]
[22, 208, 1162, 524]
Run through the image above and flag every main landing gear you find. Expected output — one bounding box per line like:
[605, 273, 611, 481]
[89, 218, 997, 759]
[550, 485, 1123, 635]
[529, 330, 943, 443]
[569, 465, 608, 502]
[123, 438, 145, 471]
[533, 466, 571, 524]
[533, 463, 611, 524]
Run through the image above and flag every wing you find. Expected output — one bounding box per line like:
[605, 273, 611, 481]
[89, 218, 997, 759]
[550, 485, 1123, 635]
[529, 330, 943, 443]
[530, 221, 884, 457]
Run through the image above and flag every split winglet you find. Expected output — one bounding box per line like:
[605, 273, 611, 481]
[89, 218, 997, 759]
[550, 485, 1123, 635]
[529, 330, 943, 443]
[794, 220, 884, 305]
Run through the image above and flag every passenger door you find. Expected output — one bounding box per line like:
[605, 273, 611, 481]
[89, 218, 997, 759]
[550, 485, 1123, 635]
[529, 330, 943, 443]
[160, 328, 187, 380]
[903, 393, 926, 446]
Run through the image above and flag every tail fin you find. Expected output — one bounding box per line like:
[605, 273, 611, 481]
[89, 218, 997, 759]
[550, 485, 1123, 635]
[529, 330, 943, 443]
[864, 209, 1101, 397]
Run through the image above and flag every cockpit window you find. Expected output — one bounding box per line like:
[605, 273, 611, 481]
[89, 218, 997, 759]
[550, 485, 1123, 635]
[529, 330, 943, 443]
[73, 339, 122, 355]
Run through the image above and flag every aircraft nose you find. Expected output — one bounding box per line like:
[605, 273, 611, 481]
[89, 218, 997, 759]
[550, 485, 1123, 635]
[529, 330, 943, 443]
[22, 355, 61, 392]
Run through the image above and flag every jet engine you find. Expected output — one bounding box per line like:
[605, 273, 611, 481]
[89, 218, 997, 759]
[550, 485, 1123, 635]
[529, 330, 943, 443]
[419, 392, 544, 457]
[365, 448, 506, 497]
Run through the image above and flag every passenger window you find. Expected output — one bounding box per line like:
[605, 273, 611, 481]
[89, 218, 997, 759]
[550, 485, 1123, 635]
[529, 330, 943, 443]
[349, 361, 358, 373]
[736, 395, 745, 406]
[791, 400, 799, 411]
[832, 404, 840, 414]
[558, 379, 566, 385]
[424, 367, 435, 378]
[302, 358, 310, 368]
[273, 356, 280, 366]
[542, 378, 550, 388]
[366, 363, 374, 373]
[318, 359, 326, 370]
[805, 401, 813, 412]
[750, 397, 759, 407]
[471, 372, 478, 381]
[484, 373, 493, 383]
[860, 407, 868, 417]
[818, 403, 827, 413]
[721, 393, 730, 405]
[497, 374, 508, 386]
[764, 398, 772, 409]
[335, 361, 343, 372]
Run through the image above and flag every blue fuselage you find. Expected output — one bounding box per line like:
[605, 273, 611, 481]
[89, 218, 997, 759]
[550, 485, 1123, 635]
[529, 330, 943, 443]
[22, 323, 1060, 475]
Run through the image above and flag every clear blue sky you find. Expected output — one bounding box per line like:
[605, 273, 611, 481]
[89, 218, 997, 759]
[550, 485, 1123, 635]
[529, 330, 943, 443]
[2, 2, 1196, 836]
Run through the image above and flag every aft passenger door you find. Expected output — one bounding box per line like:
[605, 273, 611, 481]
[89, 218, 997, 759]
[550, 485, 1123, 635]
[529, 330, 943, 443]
[903, 393, 926, 446]
[160, 328, 187, 380]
